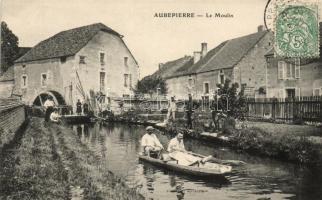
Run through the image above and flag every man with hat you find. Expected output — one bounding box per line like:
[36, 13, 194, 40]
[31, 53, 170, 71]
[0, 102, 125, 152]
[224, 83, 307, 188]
[141, 126, 164, 157]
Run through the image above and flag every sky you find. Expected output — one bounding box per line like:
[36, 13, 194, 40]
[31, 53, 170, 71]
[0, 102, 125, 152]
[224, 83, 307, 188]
[1, 0, 272, 78]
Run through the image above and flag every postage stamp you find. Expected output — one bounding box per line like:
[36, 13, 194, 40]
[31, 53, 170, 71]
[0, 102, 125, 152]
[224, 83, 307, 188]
[275, 3, 319, 58]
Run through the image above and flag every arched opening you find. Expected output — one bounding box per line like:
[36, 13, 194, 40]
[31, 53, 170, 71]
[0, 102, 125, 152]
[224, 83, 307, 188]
[33, 90, 66, 106]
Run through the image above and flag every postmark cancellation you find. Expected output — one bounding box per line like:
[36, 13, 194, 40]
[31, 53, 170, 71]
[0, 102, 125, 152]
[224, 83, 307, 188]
[275, 3, 319, 58]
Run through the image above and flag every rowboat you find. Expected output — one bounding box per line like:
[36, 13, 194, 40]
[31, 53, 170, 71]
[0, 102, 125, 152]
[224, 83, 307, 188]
[138, 152, 233, 177]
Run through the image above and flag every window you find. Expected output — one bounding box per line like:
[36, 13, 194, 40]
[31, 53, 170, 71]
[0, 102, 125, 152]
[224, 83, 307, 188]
[129, 74, 132, 88]
[100, 52, 105, 65]
[278, 61, 285, 79]
[218, 69, 225, 84]
[124, 57, 128, 67]
[313, 88, 321, 96]
[286, 63, 292, 78]
[204, 82, 209, 94]
[79, 56, 86, 64]
[60, 56, 66, 63]
[21, 75, 27, 88]
[41, 73, 47, 87]
[188, 78, 193, 87]
[124, 74, 129, 87]
[100, 72, 105, 92]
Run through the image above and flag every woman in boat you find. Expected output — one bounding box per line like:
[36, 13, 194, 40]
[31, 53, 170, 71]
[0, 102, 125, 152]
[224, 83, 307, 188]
[167, 132, 186, 153]
[141, 126, 164, 157]
[167, 133, 201, 166]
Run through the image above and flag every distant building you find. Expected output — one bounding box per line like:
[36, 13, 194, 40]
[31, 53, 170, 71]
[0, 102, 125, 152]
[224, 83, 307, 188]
[160, 25, 273, 99]
[12, 23, 139, 111]
[265, 50, 322, 98]
[0, 47, 31, 98]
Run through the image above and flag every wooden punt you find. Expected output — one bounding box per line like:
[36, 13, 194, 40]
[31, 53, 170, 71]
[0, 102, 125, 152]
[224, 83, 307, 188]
[139, 153, 232, 177]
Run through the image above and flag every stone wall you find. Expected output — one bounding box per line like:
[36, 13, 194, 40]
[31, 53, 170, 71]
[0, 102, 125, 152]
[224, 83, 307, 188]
[0, 101, 26, 149]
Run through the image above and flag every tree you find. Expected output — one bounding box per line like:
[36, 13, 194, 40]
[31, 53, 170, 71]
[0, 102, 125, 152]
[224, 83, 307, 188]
[136, 75, 167, 96]
[1, 21, 19, 74]
[216, 79, 247, 119]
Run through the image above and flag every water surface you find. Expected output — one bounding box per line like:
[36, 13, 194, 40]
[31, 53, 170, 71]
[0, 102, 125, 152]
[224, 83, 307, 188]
[72, 123, 322, 200]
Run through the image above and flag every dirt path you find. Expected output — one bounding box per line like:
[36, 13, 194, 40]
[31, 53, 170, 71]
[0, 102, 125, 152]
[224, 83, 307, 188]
[0, 117, 144, 200]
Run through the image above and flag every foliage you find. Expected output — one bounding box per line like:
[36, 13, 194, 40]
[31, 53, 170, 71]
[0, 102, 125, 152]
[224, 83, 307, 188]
[228, 126, 320, 165]
[136, 75, 167, 95]
[1, 21, 19, 73]
[216, 79, 247, 119]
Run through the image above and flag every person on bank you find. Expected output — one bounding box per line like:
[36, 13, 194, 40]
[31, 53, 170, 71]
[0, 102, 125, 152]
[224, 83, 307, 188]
[44, 96, 55, 122]
[76, 99, 82, 115]
[141, 126, 164, 157]
[50, 108, 61, 123]
[166, 97, 177, 122]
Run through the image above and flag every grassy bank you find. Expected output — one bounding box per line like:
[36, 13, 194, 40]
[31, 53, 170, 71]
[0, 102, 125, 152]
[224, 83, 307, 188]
[0, 117, 144, 200]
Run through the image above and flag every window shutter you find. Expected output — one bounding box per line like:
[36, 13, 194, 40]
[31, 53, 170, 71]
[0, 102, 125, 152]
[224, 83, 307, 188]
[278, 61, 284, 79]
[294, 58, 300, 78]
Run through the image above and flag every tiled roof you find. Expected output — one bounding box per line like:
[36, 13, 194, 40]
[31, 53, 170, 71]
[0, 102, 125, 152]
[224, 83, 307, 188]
[163, 30, 269, 79]
[150, 56, 192, 79]
[15, 23, 121, 63]
[168, 41, 228, 78]
[197, 30, 268, 73]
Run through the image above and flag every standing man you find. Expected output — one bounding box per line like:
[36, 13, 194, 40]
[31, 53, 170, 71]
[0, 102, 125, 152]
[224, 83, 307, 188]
[83, 101, 89, 116]
[44, 96, 55, 122]
[141, 126, 164, 157]
[167, 97, 177, 121]
[76, 99, 82, 115]
[185, 94, 194, 129]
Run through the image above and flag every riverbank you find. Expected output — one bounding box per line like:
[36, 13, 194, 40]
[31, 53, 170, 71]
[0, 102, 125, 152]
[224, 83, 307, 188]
[105, 113, 322, 165]
[0, 117, 144, 200]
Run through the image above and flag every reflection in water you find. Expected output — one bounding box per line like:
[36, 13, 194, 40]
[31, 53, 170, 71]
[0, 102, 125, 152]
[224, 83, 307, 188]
[71, 123, 322, 200]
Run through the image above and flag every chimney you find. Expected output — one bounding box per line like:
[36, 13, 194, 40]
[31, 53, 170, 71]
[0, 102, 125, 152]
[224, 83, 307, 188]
[193, 51, 201, 64]
[201, 42, 207, 58]
[158, 63, 163, 70]
[258, 25, 265, 32]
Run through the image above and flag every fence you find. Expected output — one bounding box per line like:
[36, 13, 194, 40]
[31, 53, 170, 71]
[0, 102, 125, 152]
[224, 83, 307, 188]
[246, 96, 322, 123]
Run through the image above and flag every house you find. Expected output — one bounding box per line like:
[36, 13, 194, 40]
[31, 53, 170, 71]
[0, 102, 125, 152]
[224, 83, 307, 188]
[13, 23, 139, 111]
[162, 25, 273, 100]
[0, 47, 31, 98]
[153, 55, 193, 79]
[265, 50, 322, 98]
[265, 22, 322, 98]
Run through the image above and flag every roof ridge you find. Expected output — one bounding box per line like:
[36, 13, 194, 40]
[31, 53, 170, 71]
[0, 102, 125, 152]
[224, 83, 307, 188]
[198, 30, 268, 74]
[195, 40, 229, 73]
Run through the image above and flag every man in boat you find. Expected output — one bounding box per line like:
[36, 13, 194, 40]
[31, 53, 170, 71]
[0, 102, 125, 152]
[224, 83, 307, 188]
[141, 126, 164, 157]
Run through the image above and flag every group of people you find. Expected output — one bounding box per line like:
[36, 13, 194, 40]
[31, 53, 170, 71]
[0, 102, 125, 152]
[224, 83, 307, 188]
[165, 95, 194, 129]
[76, 99, 89, 115]
[141, 126, 201, 166]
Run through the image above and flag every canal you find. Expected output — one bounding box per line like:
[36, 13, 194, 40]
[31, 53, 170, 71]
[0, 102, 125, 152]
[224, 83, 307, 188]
[71, 122, 322, 200]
